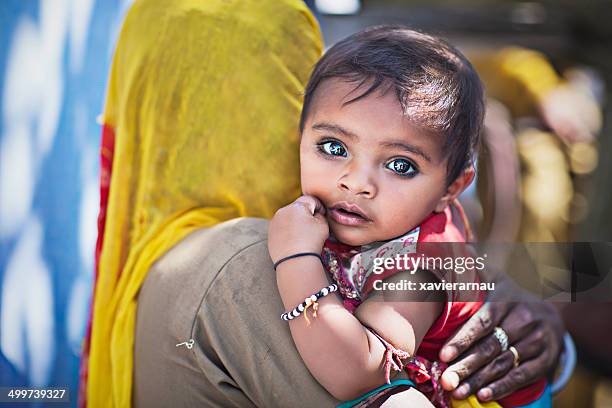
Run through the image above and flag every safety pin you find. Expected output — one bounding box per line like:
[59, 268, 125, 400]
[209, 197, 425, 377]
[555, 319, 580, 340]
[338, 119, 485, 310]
[175, 339, 195, 349]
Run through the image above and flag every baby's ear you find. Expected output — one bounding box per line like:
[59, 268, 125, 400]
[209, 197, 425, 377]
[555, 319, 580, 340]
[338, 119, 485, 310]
[434, 166, 475, 213]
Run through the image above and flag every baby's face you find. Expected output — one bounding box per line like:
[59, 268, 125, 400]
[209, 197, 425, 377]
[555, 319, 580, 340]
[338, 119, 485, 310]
[300, 78, 450, 246]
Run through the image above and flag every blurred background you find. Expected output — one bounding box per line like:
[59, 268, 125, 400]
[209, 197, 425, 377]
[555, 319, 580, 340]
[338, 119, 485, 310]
[1, 0, 611, 406]
[0, 0, 133, 398]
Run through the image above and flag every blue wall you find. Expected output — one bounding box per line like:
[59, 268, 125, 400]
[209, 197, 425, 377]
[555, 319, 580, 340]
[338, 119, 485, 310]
[0, 0, 131, 403]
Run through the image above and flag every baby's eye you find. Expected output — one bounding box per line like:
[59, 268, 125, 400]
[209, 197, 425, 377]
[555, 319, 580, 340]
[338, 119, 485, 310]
[319, 141, 347, 157]
[386, 158, 418, 177]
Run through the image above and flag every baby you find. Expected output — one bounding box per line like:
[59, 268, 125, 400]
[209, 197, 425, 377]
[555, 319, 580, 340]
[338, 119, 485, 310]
[268, 26, 548, 407]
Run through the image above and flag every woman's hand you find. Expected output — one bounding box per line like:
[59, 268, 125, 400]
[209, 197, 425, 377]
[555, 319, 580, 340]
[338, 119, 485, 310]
[268, 195, 329, 264]
[439, 300, 564, 402]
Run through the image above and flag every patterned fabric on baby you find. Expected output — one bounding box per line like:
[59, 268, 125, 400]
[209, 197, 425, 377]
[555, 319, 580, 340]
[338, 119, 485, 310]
[322, 225, 420, 312]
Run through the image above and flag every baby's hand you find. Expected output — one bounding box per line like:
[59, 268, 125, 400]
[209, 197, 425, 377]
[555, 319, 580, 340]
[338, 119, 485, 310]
[268, 195, 329, 264]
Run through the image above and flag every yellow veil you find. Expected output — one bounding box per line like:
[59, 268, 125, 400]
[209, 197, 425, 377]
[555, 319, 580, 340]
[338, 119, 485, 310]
[87, 0, 323, 406]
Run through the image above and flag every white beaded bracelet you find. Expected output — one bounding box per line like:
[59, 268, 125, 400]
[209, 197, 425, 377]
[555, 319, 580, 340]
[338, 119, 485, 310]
[281, 284, 338, 324]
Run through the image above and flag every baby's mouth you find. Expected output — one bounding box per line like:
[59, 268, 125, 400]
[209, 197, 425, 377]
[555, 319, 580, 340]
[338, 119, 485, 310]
[335, 207, 366, 219]
[328, 206, 372, 226]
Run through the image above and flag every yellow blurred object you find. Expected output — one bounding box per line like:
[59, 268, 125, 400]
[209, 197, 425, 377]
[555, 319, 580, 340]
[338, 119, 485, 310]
[568, 193, 590, 224]
[569, 142, 599, 175]
[517, 129, 573, 242]
[553, 365, 596, 408]
[451, 396, 501, 408]
[472, 47, 561, 118]
[87, 0, 323, 406]
[473, 46, 602, 243]
[594, 378, 612, 407]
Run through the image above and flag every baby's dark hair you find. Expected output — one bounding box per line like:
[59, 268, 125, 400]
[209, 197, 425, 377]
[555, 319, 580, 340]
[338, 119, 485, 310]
[299, 26, 485, 185]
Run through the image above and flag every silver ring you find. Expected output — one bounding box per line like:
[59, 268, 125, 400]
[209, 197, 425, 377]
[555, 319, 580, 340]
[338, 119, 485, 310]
[493, 327, 509, 352]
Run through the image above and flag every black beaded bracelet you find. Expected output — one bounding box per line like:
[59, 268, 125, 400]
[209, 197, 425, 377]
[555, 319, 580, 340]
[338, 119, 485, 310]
[273, 252, 324, 271]
[281, 283, 338, 322]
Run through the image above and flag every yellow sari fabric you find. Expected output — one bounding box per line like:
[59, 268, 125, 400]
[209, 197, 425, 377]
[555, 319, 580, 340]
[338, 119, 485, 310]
[87, 0, 323, 406]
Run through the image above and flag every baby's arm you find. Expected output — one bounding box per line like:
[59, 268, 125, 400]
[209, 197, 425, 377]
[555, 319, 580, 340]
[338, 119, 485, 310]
[270, 196, 442, 401]
[354, 269, 444, 362]
[277, 258, 442, 401]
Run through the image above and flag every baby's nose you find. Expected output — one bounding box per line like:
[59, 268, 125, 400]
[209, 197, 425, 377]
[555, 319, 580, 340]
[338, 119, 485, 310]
[337, 170, 376, 198]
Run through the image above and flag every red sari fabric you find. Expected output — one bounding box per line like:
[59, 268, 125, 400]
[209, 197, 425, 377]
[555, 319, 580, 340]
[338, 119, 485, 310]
[78, 123, 115, 408]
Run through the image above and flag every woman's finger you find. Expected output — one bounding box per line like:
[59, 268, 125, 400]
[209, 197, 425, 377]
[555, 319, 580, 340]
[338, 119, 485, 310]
[451, 328, 545, 399]
[452, 351, 514, 399]
[497, 303, 538, 344]
[441, 334, 502, 391]
[475, 359, 543, 402]
[440, 302, 530, 393]
[439, 302, 510, 363]
[441, 318, 524, 394]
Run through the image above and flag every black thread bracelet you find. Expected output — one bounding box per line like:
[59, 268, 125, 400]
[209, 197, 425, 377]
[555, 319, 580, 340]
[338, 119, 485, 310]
[273, 252, 324, 271]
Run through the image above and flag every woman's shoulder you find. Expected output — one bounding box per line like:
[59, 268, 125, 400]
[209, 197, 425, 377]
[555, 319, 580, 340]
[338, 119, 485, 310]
[147, 217, 270, 289]
[137, 216, 273, 344]
[135, 216, 314, 407]
[159, 217, 268, 262]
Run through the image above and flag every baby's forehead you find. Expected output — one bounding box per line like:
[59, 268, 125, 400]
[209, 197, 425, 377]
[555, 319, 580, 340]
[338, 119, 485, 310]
[307, 78, 447, 158]
[308, 79, 404, 127]
[309, 78, 391, 109]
